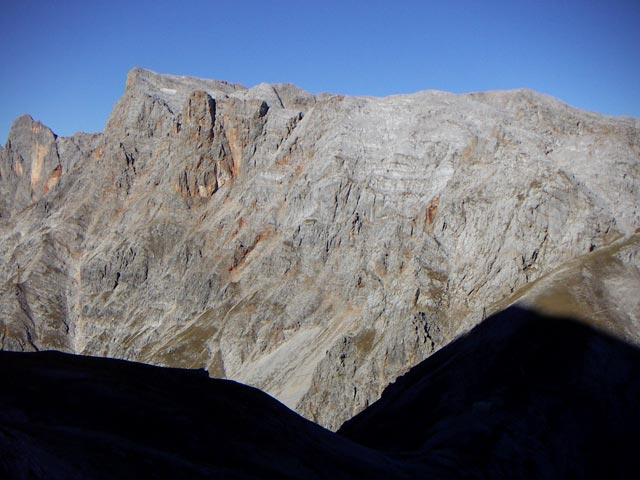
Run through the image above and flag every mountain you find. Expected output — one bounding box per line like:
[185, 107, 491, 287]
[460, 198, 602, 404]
[2, 307, 639, 479]
[0, 68, 639, 429]
[0, 349, 397, 479]
[338, 306, 640, 478]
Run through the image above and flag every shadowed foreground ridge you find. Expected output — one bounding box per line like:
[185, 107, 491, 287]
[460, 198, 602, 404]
[2, 307, 640, 479]
[0, 351, 401, 480]
[339, 307, 640, 478]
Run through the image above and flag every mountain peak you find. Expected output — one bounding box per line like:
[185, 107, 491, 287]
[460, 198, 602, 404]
[0, 69, 639, 430]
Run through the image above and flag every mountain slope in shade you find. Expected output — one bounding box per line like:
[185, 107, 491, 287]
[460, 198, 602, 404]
[2, 307, 640, 479]
[0, 350, 407, 479]
[338, 307, 640, 478]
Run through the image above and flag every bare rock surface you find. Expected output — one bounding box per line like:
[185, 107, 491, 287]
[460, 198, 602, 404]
[1, 68, 639, 429]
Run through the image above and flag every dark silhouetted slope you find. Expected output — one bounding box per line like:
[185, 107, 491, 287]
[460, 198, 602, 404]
[0, 351, 406, 479]
[2, 307, 640, 478]
[339, 307, 640, 478]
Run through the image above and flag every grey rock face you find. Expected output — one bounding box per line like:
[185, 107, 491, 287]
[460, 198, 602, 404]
[1, 68, 639, 429]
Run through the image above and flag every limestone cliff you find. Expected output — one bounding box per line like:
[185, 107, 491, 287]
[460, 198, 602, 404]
[1, 67, 639, 429]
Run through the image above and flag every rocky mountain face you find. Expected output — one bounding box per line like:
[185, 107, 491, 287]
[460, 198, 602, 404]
[0, 67, 639, 429]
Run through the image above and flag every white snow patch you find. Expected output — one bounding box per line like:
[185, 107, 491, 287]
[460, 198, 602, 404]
[160, 88, 177, 95]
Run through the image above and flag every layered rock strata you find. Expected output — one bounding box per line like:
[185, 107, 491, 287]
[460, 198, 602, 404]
[1, 68, 639, 428]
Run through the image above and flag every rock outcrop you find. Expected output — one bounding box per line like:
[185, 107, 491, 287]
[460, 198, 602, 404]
[0, 67, 639, 429]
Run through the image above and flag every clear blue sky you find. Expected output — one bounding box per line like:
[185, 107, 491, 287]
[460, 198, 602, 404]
[1, 0, 639, 144]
